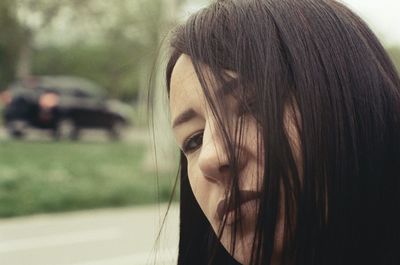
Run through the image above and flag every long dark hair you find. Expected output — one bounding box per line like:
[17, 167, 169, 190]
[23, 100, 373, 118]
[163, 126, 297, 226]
[165, 0, 400, 264]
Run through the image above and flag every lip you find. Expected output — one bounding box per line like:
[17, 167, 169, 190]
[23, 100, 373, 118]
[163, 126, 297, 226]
[216, 190, 262, 222]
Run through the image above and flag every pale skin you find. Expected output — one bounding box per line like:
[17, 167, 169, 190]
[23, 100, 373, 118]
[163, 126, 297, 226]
[169, 54, 297, 264]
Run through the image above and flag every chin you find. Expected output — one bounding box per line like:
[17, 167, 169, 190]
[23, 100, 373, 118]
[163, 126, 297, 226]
[218, 226, 255, 265]
[212, 217, 284, 265]
[208, 199, 261, 265]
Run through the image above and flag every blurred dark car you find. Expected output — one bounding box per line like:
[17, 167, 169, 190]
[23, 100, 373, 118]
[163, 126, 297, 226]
[1, 76, 131, 140]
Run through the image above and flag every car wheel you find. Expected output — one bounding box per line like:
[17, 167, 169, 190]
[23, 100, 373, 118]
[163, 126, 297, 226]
[7, 120, 27, 139]
[55, 119, 79, 140]
[108, 120, 124, 140]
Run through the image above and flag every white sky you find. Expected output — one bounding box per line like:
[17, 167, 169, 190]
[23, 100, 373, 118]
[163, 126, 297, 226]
[184, 0, 400, 46]
[340, 0, 400, 46]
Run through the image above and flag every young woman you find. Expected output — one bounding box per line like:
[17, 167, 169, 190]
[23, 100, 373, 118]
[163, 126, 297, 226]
[165, 0, 400, 264]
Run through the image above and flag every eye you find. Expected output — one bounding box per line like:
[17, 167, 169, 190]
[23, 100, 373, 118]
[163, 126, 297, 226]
[182, 131, 203, 154]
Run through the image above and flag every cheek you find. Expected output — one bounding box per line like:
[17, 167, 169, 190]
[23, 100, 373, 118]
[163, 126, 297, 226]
[239, 122, 265, 188]
[187, 163, 213, 216]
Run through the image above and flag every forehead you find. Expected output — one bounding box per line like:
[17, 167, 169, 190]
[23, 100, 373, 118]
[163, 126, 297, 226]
[170, 54, 198, 91]
[169, 54, 205, 117]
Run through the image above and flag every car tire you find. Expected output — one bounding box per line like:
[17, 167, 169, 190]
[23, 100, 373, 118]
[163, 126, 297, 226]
[7, 120, 27, 139]
[108, 120, 124, 140]
[55, 119, 79, 140]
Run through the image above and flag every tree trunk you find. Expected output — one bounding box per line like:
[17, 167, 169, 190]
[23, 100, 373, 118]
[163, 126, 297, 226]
[16, 29, 33, 79]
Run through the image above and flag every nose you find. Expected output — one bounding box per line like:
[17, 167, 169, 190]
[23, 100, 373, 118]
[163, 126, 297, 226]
[197, 123, 236, 184]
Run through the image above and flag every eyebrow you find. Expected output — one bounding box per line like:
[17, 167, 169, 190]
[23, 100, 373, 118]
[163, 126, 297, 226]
[172, 108, 198, 129]
[171, 80, 238, 129]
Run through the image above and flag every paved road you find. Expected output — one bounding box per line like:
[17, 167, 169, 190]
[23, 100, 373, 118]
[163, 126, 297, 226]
[0, 204, 179, 265]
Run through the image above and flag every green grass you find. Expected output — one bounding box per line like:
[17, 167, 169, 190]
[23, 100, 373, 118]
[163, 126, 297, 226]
[0, 140, 177, 217]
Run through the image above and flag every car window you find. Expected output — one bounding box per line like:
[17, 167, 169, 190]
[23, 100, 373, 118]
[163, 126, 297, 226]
[72, 89, 91, 98]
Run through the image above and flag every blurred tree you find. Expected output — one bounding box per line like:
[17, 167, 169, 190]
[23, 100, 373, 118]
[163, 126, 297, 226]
[0, 0, 22, 89]
[1, 0, 187, 100]
[13, 0, 100, 79]
[32, 0, 184, 101]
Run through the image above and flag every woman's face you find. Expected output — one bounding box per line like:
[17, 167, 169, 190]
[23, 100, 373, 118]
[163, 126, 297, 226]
[169, 54, 286, 265]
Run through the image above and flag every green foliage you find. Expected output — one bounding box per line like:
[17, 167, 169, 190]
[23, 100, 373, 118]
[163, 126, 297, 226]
[0, 140, 176, 217]
[0, 0, 22, 89]
[0, 0, 180, 101]
[32, 42, 143, 101]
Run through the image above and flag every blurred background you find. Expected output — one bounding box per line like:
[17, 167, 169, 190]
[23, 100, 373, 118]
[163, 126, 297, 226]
[0, 0, 399, 264]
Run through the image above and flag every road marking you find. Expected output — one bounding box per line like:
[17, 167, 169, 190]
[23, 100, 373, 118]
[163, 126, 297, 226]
[0, 228, 121, 253]
[64, 248, 178, 265]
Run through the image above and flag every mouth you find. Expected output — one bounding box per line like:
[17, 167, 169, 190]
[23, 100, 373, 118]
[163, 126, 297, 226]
[216, 190, 262, 222]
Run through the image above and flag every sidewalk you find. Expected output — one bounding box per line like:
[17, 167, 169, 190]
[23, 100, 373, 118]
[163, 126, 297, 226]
[0, 204, 179, 265]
